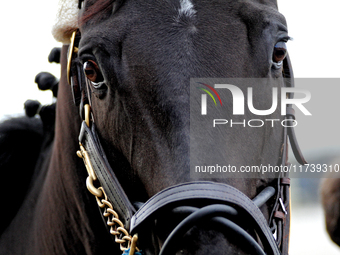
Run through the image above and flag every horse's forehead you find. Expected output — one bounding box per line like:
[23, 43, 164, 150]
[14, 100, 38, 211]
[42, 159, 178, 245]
[81, 0, 284, 31]
[78, 0, 288, 82]
[80, 1, 285, 57]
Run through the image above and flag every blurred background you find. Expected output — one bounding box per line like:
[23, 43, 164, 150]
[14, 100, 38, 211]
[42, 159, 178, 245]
[0, 0, 339, 254]
[278, 0, 340, 254]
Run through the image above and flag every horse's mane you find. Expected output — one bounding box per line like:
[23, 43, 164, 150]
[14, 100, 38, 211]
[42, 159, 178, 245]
[0, 116, 44, 233]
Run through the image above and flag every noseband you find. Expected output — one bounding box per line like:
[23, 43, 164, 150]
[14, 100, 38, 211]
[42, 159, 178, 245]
[67, 29, 306, 255]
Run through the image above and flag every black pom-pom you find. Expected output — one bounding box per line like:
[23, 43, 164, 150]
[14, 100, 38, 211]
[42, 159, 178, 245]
[35, 72, 58, 91]
[39, 104, 56, 128]
[24, 100, 41, 117]
[51, 84, 58, 98]
[48, 47, 61, 64]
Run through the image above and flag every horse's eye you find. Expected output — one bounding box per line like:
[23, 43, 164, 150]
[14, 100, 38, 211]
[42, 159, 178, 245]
[83, 60, 104, 86]
[272, 42, 287, 65]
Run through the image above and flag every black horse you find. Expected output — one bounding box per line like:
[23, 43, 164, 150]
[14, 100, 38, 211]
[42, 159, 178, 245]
[0, 0, 302, 254]
[321, 172, 340, 246]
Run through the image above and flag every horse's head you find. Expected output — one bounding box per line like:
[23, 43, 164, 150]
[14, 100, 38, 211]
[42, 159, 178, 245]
[71, 0, 292, 253]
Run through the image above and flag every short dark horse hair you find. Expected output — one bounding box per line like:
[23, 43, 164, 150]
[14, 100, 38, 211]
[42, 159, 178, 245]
[0, 1, 298, 254]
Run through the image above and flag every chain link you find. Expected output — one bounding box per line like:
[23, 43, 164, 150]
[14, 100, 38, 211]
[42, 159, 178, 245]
[77, 145, 139, 253]
[96, 187, 133, 251]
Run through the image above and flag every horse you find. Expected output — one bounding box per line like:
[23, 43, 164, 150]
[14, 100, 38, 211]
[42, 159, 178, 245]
[0, 0, 305, 254]
[321, 163, 340, 247]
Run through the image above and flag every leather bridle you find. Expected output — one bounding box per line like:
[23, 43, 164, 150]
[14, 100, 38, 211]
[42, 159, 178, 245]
[67, 27, 306, 255]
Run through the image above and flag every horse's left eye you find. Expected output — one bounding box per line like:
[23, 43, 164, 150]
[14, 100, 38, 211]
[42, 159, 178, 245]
[272, 42, 287, 65]
[83, 60, 104, 86]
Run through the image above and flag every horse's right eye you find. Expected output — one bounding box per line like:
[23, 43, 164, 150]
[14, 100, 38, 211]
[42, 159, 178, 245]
[83, 60, 104, 87]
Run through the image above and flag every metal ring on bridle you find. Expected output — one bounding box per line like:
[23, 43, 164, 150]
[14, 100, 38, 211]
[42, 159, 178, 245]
[84, 104, 91, 127]
[67, 30, 78, 86]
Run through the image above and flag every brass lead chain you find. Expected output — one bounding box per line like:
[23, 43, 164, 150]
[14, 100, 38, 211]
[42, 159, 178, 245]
[77, 146, 139, 253]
